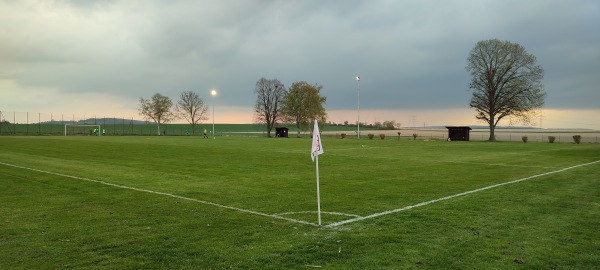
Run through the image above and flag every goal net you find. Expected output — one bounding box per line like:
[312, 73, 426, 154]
[64, 124, 102, 136]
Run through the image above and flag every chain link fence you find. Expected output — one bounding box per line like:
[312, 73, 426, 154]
[0, 111, 205, 136]
[1, 111, 599, 143]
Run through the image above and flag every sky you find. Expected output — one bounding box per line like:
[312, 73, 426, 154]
[1, 0, 599, 129]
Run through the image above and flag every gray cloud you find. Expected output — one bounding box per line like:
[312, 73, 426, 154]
[1, 0, 599, 116]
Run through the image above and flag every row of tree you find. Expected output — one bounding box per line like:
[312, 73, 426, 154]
[138, 78, 327, 137]
[254, 38, 546, 141]
[139, 91, 208, 135]
[254, 78, 326, 137]
[139, 39, 546, 141]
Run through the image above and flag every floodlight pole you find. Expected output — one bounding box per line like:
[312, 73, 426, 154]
[211, 90, 217, 139]
[356, 75, 360, 139]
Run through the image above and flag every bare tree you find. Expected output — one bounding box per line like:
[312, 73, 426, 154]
[176, 91, 208, 135]
[254, 78, 286, 137]
[467, 39, 545, 141]
[382, 120, 396, 130]
[139, 93, 176, 136]
[281, 81, 327, 137]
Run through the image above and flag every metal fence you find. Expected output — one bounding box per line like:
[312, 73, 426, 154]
[1, 111, 598, 143]
[0, 111, 205, 136]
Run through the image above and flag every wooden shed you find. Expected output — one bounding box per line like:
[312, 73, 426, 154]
[446, 126, 472, 141]
[275, 127, 288, 138]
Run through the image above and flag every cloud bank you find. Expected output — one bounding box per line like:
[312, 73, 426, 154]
[1, 0, 598, 128]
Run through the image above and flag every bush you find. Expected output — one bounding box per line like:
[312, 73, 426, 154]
[379, 134, 385, 140]
[573, 135, 581, 144]
[522, 136, 528, 143]
[368, 134, 374, 139]
[341, 133, 346, 139]
[548, 136, 556, 143]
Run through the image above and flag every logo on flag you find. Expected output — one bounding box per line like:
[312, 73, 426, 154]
[311, 120, 324, 161]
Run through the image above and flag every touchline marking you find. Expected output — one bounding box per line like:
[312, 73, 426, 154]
[441, 160, 559, 169]
[274, 211, 363, 218]
[326, 153, 558, 169]
[325, 159, 600, 228]
[0, 161, 319, 227]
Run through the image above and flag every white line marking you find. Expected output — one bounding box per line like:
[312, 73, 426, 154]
[441, 160, 559, 169]
[4, 159, 597, 228]
[325, 160, 600, 228]
[326, 153, 559, 169]
[0, 161, 319, 227]
[274, 211, 363, 218]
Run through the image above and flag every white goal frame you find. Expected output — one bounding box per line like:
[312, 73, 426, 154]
[64, 124, 102, 136]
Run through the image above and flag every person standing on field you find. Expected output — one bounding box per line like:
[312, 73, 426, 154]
[203, 128, 208, 138]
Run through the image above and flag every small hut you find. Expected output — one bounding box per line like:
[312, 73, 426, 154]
[446, 126, 472, 141]
[275, 127, 289, 138]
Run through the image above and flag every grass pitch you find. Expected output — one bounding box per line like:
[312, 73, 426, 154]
[1, 136, 599, 269]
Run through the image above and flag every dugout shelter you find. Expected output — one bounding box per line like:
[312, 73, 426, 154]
[446, 126, 472, 141]
[275, 127, 288, 138]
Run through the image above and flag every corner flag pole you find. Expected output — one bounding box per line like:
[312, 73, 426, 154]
[311, 119, 324, 226]
[315, 153, 322, 226]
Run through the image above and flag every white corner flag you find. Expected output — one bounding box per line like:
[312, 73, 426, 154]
[311, 120, 324, 161]
[311, 119, 324, 226]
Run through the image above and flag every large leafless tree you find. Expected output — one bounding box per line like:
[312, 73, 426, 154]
[281, 81, 327, 137]
[176, 91, 208, 135]
[467, 39, 545, 141]
[254, 77, 286, 137]
[139, 93, 176, 136]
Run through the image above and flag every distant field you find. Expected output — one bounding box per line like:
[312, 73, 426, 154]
[1, 136, 599, 268]
[375, 128, 600, 143]
[2, 120, 599, 143]
[0, 122, 376, 136]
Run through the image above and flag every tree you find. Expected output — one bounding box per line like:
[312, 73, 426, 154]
[254, 78, 286, 137]
[374, 121, 382, 129]
[139, 93, 176, 136]
[281, 81, 327, 137]
[466, 39, 545, 141]
[382, 120, 396, 130]
[394, 122, 402, 129]
[176, 91, 208, 135]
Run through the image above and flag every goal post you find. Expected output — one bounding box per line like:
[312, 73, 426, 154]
[64, 124, 102, 136]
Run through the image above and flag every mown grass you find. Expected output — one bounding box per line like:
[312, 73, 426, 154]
[1, 136, 599, 269]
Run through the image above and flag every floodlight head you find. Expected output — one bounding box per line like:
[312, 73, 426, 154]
[355, 76, 360, 81]
[211, 90, 217, 96]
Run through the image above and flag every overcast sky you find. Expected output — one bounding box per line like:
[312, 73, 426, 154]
[1, 0, 599, 128]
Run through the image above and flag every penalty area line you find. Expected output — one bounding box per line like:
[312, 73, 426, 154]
[0, 161, 319, 227]
[326, 159, 600, 228]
